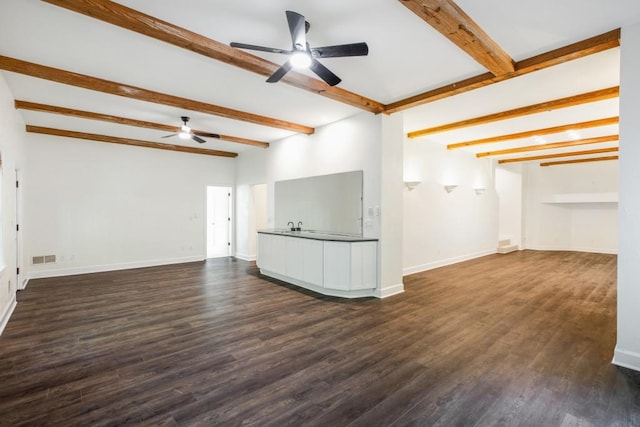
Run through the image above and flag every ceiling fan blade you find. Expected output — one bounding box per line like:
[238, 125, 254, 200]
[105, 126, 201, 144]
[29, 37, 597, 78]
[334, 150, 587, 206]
[310, 42, 369, 58]
[286, 10, 306, 50]
[309, 59, 341, 86]
[229, 42, 290, 55]
[191, 134, 207, 144]
[162, 133, 177, 138]
[193, 131, 221, 139]
[267, 61, 293, 83]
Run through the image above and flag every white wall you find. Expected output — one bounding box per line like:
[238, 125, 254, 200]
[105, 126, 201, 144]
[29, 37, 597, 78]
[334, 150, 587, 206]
[236, 112, 404, 297]
[379, 113, 405, 297]
[615, 23, 640, 372]
[237, 113, 383, 251]
[236, 183, 266, 261]
[496, 164, 523, 247]
[523, 161, 618, 254]
[0, 73, 27, 334]
[403, 140, 498, 275]
[24, 134, 235, 278]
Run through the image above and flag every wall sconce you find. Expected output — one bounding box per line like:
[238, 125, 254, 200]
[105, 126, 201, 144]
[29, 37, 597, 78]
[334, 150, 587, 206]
[474, 188, 486, 196]
[404, 181, 421, 191]
[444, 184, 458, 193]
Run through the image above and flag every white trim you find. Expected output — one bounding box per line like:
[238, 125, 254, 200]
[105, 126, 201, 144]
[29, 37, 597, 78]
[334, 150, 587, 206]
[0, 294, 17, 336]
[19, 277, 28, 290]
[612, 347, 640, 372]
[27, 256, 204, 279]
[376, 283, 404, 298]
[235, 252, 256, 262]
[403, 249, 496, 276]
[524, 245, 617, 255]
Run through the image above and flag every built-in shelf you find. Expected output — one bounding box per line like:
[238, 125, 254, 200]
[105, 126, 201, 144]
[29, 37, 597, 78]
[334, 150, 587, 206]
[542, 192, 618, 204]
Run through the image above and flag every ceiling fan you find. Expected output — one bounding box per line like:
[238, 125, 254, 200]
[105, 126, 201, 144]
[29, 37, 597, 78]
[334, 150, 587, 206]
[230, 10, 368, 86]
[162, 116, 220, 144]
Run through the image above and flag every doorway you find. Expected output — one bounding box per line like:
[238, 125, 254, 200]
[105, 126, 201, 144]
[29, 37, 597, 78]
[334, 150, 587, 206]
[206, 186, 232, 258]
[15, 169, 24, 290]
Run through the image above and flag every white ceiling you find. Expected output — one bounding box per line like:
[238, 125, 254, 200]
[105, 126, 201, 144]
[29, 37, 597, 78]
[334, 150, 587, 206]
[1, 0, 639, 159]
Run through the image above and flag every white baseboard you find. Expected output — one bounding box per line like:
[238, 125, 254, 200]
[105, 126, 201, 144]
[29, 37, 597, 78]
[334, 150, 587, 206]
[403, 249, 496, 276]
[261, 269, 377, 299]
[612, 347, 640, 372]
[27, 255, 204, 280]
[524, 245, 617, 255]
[0, 295, 17, 336]
[235, 252, 256, 262]
[376, 283, 404, 298]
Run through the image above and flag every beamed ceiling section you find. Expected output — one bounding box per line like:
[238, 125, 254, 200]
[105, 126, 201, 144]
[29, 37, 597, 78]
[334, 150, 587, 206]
[0, 1, 624, 161]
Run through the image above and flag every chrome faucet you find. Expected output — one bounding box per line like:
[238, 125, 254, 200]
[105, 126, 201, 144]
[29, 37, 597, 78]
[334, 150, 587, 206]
[297, 221, 303, 231]
[287, 221, 295, 231]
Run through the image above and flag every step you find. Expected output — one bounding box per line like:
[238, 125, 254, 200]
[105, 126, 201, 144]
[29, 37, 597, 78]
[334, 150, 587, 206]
[497, 244, 518, 254]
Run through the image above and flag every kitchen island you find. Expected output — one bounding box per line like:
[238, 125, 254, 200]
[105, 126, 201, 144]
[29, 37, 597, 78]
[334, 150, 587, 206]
[257, 230, 379, 298]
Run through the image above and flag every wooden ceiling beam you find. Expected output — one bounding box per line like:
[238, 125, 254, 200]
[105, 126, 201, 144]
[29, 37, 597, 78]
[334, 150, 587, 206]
[407, 86, 619, 138]
[386, 29, 620, 113]
[540, 155, 618, 167]
[398, 0, 514, 76]
[476, 135, 618, 158]
[498, 147, 618, 164]
[41, 0, 385, 114]
[26, 125, 238, 158]
[448, 117, 619, 150]
[0, 55, 313, 135]
[15, 100, 269, 148]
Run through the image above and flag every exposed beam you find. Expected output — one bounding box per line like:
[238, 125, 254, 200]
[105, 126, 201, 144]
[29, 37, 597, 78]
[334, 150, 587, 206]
[386, 29, 620, 113]
[15, 100, 269, 148]
[498, 147, 618, 164]
[448, 117, 619, 150]
[398, 0, 514, 76]
[476, 135, 618, 158]
[0, 55, 313, 135]
[41, 0, 385, 114]
[407, 87, 619, 138]
[540, 155, 618, 167]
[26, 125, 238, 158]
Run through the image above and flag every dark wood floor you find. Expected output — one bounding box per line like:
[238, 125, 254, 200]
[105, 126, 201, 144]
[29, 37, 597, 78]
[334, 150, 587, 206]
[1, 251, 638, 426]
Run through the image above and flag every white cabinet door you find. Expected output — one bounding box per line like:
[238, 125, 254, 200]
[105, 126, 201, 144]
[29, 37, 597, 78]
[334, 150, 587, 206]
[323, 241, 351, 290]
[351, 242, 377, 290]
[257, 234, 286, 275]
[285, 237, 305, 281]
[302, 239, 324, 286]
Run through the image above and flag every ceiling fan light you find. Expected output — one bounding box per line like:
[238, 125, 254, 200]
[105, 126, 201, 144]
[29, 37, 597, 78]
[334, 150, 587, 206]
[290, 50, 311, 69]
[179, 124, 191, 139]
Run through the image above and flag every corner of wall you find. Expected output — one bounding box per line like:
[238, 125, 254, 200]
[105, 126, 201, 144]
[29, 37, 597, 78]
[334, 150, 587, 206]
[376, 283, 404, 298]
[0, 293, 17, 336]
[613, 347, 640, 372]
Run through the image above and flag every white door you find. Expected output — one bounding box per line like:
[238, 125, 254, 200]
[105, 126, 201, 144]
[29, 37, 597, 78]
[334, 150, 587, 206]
[15, 169, 24, 290]
[207, 186, 232, 258]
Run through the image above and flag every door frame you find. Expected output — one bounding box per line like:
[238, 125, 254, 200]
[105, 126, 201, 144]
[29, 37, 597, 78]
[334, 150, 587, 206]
[15, 168, 24, 290]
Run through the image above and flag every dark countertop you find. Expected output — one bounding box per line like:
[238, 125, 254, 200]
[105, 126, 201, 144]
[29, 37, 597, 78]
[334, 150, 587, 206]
[258, 229, 378, 242]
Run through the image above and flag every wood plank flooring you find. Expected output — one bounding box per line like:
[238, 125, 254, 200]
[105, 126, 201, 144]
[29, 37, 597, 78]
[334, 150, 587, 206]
[0, 250, 638, 426]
